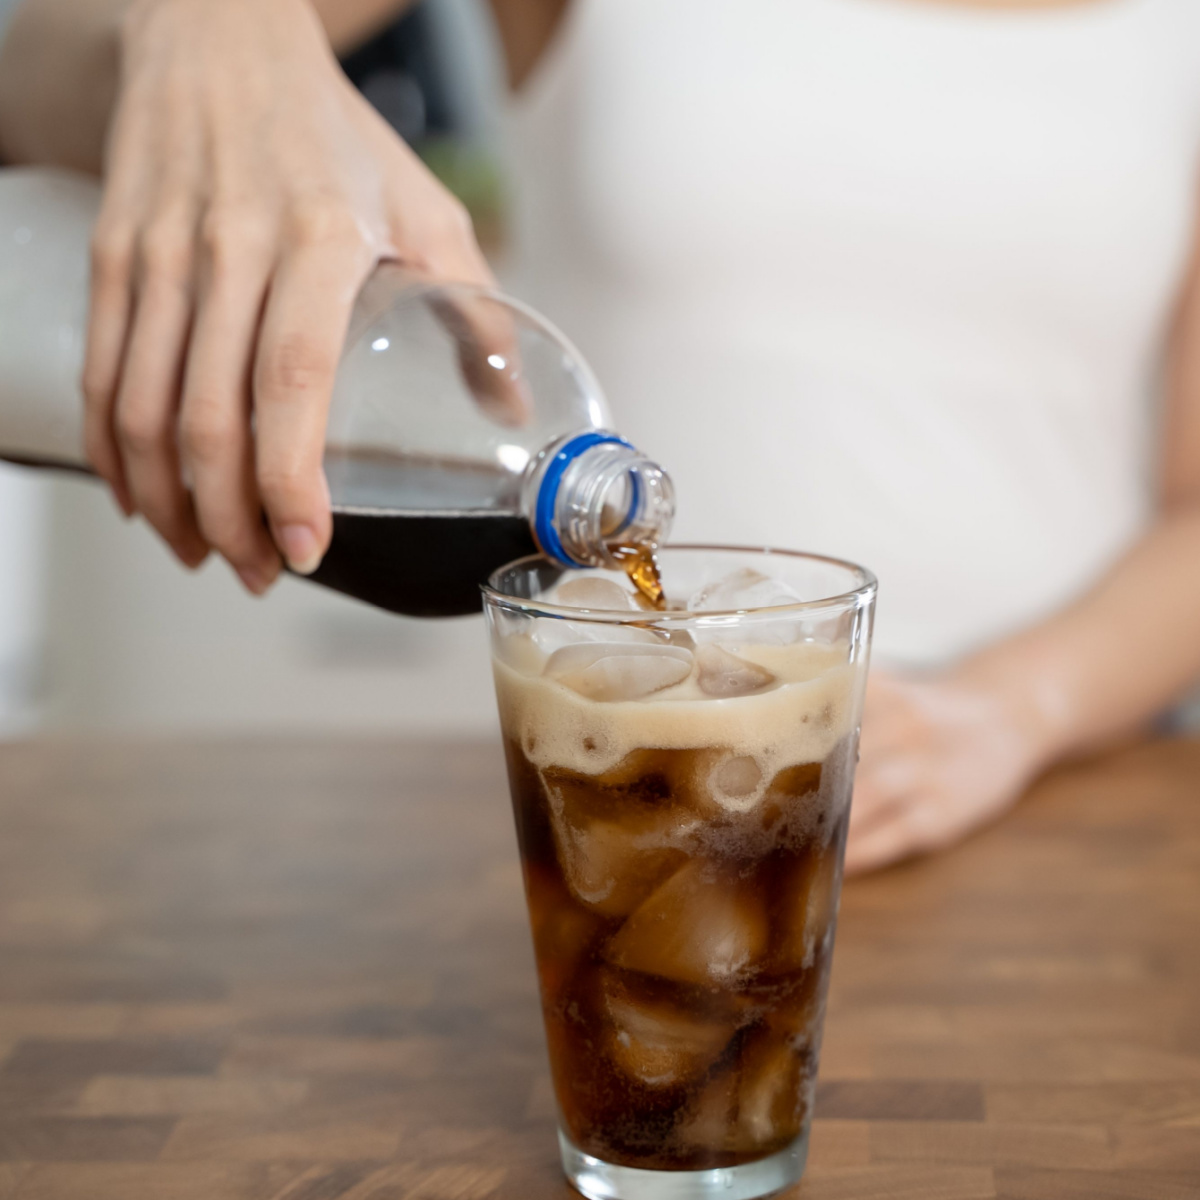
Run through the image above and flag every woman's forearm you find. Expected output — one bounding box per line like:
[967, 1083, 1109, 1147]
[0, 0, 416, 170]
[962, 506, 1200, 763]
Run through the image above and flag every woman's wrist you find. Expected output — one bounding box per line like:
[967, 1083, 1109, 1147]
[950, 642, 1080, 779]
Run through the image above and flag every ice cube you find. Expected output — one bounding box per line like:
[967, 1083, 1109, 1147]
[751, 760, 826, 832]
[735, 1035, 807, 1147]
[544, 749, 715, 827]
[688, 569, 806, 646]
[767, 761, 824, 802]
[585, 747, 769, 820]
[553, 576, 642, 611]
[695, 645, 777, 698]
[603, 971, 734, 1089]
[543, 751, 684, 822]
[606, 860, 769, 986]
[712, 756, 762, 798]
[702, 754, 767, 816]
[689, 568, 803, 613]
[753, 763, 830, 840]
[544, 643, 694, 702]
[542, 756, 696, 915]
[674, 1066, 735, 1152]
[494, 632, 546, 675]
[549, 809, 689, 917]
[530, 615, 659, 656]
[678, 1030, 807, 1155]
[773, 843, 841, 972]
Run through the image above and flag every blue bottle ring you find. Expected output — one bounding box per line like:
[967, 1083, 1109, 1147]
[534, 432, 635, 567]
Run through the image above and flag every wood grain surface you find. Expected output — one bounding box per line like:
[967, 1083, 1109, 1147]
[0, 736, 1196, 1199]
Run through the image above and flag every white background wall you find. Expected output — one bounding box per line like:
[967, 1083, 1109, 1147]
[33, 470, 499, 735]
[0, 465, 46, 736]
[5, 0, 1198, 739]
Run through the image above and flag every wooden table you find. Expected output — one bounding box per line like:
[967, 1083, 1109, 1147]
[0, 736, 1196, 1199]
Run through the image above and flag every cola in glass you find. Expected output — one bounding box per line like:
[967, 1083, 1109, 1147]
[484, 547, 876, 1200]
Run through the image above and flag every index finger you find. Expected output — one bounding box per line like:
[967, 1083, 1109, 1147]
[253, 238, 375, 574]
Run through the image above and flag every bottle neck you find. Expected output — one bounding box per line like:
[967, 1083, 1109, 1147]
[524, 432, 675, 568]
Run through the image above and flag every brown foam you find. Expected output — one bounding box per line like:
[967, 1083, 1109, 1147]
[492, 639, 861, 779]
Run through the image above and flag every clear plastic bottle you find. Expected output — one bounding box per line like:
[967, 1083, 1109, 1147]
[0, 169, 675, 616]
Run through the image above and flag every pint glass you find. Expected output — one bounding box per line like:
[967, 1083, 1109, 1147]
[484, 546, 875, 1200]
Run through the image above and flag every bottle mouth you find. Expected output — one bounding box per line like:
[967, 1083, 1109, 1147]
[533, 431, 637, 567]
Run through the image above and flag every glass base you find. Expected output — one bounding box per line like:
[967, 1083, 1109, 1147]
[559, 1128, 810, 1200]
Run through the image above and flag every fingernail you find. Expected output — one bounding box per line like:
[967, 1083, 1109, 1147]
[278, 524, 322, 575]
[179, 542, 210, 570]
[237, 565, 271, 596]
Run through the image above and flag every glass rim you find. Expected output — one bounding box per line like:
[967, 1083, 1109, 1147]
[481, 542, 877, 624]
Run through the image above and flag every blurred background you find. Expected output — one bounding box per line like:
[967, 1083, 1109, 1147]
[0, 0, 513, 738]
[3, 0, 1199, 744]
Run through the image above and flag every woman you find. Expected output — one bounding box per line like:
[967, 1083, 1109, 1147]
[0, 0, 1197, 873]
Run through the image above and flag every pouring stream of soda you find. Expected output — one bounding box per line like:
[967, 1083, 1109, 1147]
[609, 542, 666, 611]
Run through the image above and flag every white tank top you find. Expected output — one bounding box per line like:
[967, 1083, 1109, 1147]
[505, 0, 1200, 668]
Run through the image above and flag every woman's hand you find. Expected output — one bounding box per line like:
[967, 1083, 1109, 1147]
[844, 666, 1055, 875]
[82, 0, 495, 592]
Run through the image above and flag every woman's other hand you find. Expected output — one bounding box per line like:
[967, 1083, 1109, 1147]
[82, 0, 495, 593]
[844, 667, 1056, 875]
